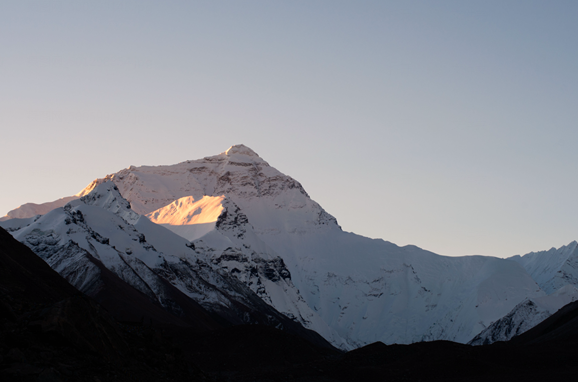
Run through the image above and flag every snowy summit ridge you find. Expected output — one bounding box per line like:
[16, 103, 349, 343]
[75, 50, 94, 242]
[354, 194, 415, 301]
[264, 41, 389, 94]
[223, 143, 261, 158]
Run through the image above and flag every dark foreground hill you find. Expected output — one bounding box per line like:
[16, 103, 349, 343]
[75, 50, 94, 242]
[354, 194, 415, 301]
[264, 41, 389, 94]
[0, 226, 216, 381]
[2, 226, 578, 382]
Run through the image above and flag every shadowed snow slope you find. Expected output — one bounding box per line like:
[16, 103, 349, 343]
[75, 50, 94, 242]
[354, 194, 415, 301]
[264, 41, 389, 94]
[469, 284, 578, 345]
[509, 241, 578, 294]
[466, 242, 578, 345]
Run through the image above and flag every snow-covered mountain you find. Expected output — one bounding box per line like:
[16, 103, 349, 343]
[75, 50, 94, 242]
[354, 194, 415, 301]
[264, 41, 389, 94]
[469, 284, 578, 345]
[2, 182, 339, 345]
[3, 144, 578, 349]
[509, 241, 578, 294]
[0, 189, 95, 222]
[468, 242, 578, 344]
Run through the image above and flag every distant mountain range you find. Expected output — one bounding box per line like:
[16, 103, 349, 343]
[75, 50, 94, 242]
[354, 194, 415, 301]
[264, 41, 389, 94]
[2, 144, 578, 350]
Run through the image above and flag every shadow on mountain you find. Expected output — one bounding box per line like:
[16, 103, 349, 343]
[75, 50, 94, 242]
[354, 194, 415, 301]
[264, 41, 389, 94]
[79, 248, 223, 331]
[511, 299, 578, 344]
[320, 297, 578, 382]
[0, 226, 337, 381]
[0, 226, 216, 381]
[3, 225, 578, 381]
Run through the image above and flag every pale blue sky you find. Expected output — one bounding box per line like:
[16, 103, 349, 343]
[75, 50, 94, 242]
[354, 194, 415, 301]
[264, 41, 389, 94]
[2, 1, 577, 257]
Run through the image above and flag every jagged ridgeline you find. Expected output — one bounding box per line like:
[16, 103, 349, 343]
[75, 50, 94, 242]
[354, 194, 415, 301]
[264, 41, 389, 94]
[3, 144, 578, 350]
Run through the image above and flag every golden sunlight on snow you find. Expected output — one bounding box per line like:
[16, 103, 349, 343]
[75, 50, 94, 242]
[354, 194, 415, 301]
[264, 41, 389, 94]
[75, 180, 100, 198]
[145, 195, 226, 226]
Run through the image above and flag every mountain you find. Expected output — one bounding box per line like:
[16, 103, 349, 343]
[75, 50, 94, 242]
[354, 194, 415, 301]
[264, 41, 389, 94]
[1, 181, 336, 349]
[2, 144, 576, 349]
[469, 284, 578, 345]
[468, 242, 578, 344]
[0, 225, 346, 382]
[5, 225, 578, 382]
[509, 241, 578, 294]
[510, 299, 578, 345]
[0, 225, 217, 381]
[0, 191, 94, 222]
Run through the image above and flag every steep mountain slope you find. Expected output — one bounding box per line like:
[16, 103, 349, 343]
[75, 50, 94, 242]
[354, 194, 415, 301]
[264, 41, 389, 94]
[2, 144, 570, 348]
[469, 284, 578, 345]
[264, 229, 544, 345]
[509, 241, 578, 294]
[467, 242, 578, 344]
[0, 183, 100, 221]
[111, 146, 546, 345]
[0, 226, 213, 381]
[144, 193, 348, 344]
[0, 226, 78, 304]
[1, 182, 336, 349]
[5, 220, 578, 382]
[510, 299, 578, 345]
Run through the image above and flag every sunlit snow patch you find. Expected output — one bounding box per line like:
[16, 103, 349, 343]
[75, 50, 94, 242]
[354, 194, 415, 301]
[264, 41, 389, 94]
[146, 195, 226, 241]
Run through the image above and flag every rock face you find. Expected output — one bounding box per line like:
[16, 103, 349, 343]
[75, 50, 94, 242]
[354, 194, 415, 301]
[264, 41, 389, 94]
[3, 144, 578, 349]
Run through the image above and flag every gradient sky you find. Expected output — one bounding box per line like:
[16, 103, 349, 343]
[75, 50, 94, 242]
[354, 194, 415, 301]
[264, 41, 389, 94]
[2, 1, 577, 258]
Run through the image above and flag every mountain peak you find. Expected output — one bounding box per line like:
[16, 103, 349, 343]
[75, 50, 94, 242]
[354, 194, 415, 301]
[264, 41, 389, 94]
[224, 144, 259, 158]
[76, 181, 140, 224]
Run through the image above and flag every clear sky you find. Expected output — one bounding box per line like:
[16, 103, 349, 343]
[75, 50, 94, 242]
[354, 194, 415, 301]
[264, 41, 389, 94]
[2, 1, 577, 258]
